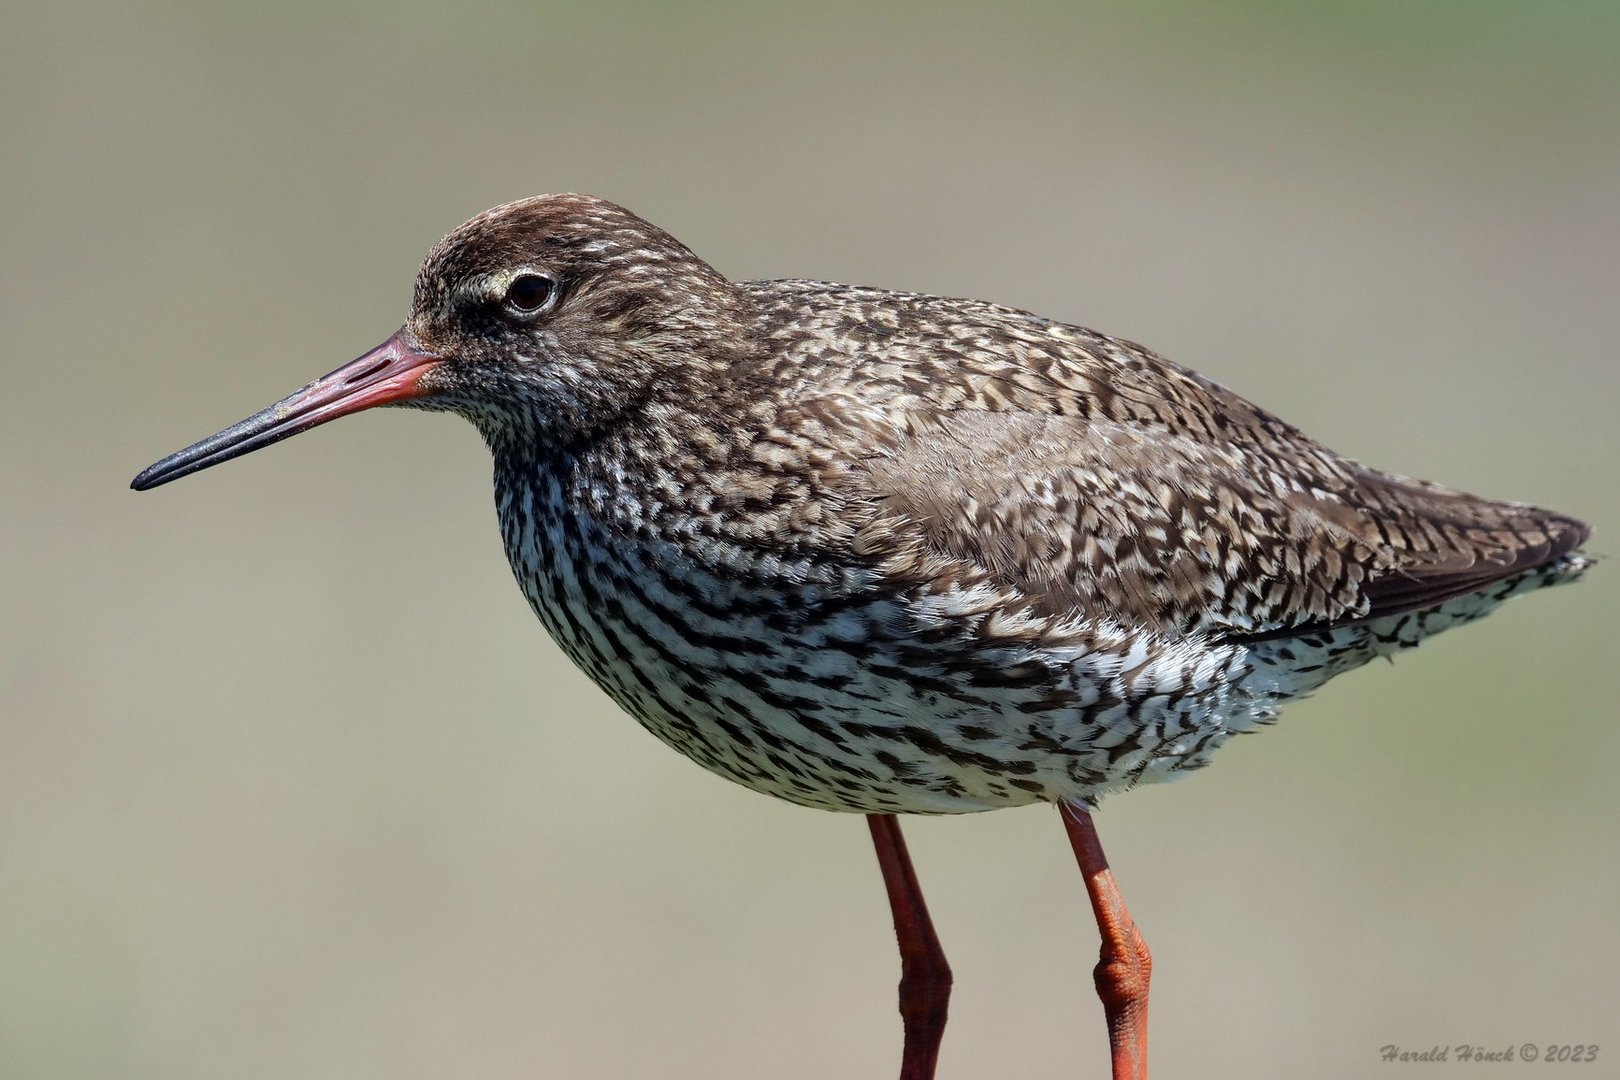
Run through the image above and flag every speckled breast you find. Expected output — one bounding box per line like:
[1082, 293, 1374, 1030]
[493, 466, 1271, 815]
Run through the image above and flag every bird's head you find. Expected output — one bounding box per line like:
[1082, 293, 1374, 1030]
[132, 194, 748, 490]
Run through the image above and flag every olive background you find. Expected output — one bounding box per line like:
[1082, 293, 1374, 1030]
[3, 3, 1617, 1077]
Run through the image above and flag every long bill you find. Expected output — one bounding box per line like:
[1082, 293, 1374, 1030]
[131, 329, 443, 491]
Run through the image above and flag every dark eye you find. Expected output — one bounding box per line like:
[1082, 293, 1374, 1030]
[504, 273, 556, 316]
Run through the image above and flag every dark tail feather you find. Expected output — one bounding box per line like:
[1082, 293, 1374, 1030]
[1230, 474, 1590, 645]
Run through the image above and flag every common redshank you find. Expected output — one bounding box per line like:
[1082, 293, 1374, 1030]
[132, 194, 1591, 1080]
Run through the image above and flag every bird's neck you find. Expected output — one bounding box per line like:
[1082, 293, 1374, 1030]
[473, 304, 765, 464]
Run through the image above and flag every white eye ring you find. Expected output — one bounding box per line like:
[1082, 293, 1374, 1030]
[503, 273, 558, 318]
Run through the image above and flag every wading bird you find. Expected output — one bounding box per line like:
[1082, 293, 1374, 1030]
[134, 195, 1591, 1079]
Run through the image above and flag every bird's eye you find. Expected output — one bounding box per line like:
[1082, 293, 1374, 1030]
[503, 273, 557, 316]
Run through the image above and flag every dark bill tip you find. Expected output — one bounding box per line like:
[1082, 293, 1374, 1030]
[131, 330, 442, 492]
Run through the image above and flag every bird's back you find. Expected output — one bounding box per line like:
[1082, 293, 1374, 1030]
[734, 279, 1591, 644]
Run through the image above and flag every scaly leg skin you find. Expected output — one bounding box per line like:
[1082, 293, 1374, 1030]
[867, 814, 953, 1080]
[1060, 800, 1151, 1080]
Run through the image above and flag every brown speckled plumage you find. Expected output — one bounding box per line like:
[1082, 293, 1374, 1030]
[132, 194, 1593, 814]
[131, 192, 1595, 1078]
[378, 193, 1592, 813]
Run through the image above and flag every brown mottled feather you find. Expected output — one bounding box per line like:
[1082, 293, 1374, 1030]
[372, 193, 1593, 814]
[406, 196, 1587, 651]
[734, 281, 1588, 641]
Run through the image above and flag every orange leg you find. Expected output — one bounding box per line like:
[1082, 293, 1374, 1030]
[1060, 800, 1151, 1080]
[868, 814, 953, 1080]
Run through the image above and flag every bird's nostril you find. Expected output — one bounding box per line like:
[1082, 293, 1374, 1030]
[345, 358, 391, 385]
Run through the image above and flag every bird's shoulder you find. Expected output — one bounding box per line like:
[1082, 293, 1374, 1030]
[731, 280, 1360, 633]
[717, 280, 1586, 639]
[739, 278, 1279, 439]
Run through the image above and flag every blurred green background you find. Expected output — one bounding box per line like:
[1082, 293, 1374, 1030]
[3, 2, 1617, 1077]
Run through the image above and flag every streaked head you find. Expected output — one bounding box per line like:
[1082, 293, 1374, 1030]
[132, 194, 747, 490]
